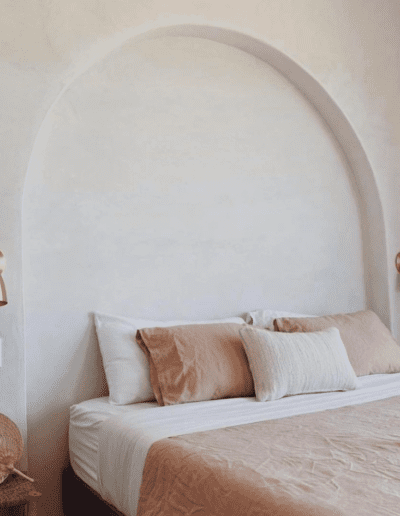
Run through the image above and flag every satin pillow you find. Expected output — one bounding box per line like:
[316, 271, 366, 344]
[136, 322, 254, 406]
[274, 310, 400, 377]
[239, 326, 357, 401]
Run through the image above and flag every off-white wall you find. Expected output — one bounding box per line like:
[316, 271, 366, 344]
[23, 34, 366, 513]
[1, 2, 399, 516]
[24, 35, 365, 314]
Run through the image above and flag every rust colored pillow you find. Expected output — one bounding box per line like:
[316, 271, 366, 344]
[274, 310, 400, 377]
[136, 323, 254, 405]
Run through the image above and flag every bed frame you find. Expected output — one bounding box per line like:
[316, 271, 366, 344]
[62, 464, 123, 516]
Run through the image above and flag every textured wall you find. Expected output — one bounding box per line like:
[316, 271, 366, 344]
[0, 2, 399, 515]
[23, 34, 365, 513]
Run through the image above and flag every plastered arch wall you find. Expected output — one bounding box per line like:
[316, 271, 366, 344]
[25, 20, 391, 327]
[22, 20, 390, 516]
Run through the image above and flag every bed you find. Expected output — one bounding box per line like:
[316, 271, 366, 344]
[65, 308, 400, 516]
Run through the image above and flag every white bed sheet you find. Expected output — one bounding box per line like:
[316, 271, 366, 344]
[69, 397, 158, 492]
[70, 373, 400, 516]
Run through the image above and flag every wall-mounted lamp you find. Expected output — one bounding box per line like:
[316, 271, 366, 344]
[0, 250, 7, 306]
[396, 253, 400, 274]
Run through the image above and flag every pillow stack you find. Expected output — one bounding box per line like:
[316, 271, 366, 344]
[244, 309, 316, 329]
[273, 310, 400, 377]
[94, 308, 400, 406]
[94, 312, 247, 405]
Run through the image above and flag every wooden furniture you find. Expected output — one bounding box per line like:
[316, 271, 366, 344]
[0, 474, 41, 516]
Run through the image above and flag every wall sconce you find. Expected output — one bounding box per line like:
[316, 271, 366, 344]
[396, 253, 400, 274]
[0, 250, 7, 306]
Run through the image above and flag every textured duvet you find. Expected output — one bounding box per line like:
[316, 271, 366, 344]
[138, 396, 400, 515]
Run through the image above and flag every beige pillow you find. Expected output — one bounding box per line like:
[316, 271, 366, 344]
[239, 326, 357, 401]
[136, 323, 254, 406]
[94, 312, 246, 405]
[274, 310, 400, 377]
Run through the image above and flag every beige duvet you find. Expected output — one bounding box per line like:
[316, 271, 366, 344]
[138, 395, 400, 515]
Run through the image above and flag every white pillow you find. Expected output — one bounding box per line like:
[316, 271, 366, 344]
[94, 312, 246, 405]
[244, 309, 316, 329]
[239, 326, 358, 402]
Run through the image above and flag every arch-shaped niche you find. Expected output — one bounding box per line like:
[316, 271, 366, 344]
[23, 22, 390, 327]
[22, 22, 390, 516]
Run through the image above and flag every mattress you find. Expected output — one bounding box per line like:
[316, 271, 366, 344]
[70, 373, 400, 515]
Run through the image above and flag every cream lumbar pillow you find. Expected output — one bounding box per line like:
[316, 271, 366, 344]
[239, 326, 358, 402]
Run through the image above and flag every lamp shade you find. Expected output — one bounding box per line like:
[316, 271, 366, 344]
[0, 251, 7, 306]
